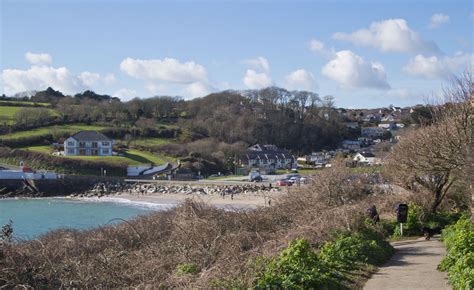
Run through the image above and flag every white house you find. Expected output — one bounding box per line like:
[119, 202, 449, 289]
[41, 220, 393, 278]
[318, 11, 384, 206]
[64, 131, 113, 156]
[240, 144, 295, 173]
[353, 152, 376, 165]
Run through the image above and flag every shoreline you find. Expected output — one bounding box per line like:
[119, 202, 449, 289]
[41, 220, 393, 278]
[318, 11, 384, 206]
[83, 191, 284, 209]
[0, 191, 285, 209]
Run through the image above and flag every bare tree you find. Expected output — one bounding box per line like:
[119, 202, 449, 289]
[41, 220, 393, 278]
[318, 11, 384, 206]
[385, 73, 472, 212]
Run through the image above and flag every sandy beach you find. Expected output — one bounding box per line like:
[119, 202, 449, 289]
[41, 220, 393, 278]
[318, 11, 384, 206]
[103, 190, 287, 209]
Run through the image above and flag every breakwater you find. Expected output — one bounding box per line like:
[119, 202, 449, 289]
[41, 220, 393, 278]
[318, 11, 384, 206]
[74, 181, 280, 198]
[1, 176, 280, 198]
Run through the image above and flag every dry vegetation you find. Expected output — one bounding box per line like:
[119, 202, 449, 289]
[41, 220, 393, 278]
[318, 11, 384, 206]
[0, 166, 405, 288]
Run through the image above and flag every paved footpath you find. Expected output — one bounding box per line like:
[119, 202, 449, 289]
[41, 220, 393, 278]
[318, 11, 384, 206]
[364, 236, 451, 290]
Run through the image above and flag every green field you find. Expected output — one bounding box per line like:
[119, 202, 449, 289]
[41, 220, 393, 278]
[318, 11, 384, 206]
[127, 137, 174, 147]
[0, 100, 50, 107]
[63, 149, 167, 165]
[0, 106, 58, 125]
[0, 124, 109, 140]
[0, 106, 22, 125]
[20, 146, 168, 166]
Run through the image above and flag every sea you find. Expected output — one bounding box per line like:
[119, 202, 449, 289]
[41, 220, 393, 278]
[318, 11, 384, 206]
[0, 197, 174, 240]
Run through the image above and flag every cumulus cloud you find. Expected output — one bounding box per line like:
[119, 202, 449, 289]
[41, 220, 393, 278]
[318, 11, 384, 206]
[184, 82, 212, 99]
[120, 57, 208, 84]
[429, 13, 449, 28]
[113, 88, 137, 101]
[243, 57, 270, 73]
[243, 69, 272, 89]
[25, 52, 52, 65]
[2, 53, 114, 95]
[2, 66, 88, 95]
[78, 71, 101, 87]
[333, 18, 439, 53]
[321, 50, 390, 89]
[285, 69, 316, 91]
[403, 53, 474, 79]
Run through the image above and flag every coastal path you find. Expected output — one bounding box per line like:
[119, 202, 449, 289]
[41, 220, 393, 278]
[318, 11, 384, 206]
[364, 236, 450, 290]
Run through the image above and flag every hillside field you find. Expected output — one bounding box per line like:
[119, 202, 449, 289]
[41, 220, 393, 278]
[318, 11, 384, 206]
[0, 124, 109, 140]
[0, 106, 58, 125]
[19, 146, 170, 166]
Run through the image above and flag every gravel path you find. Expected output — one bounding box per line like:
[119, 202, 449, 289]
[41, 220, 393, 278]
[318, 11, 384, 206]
[364, 236, 451, 290]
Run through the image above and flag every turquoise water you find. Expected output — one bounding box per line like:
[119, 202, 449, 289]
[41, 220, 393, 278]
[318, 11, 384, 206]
[0, 198, 171, 240]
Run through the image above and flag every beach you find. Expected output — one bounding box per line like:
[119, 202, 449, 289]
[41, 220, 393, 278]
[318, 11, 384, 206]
[93, 190, 286, 209]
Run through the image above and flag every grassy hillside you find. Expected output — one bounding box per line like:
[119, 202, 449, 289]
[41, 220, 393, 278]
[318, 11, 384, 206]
[0, 100, 51, 107]
[19, 146, 169, 166]
[0, 106, 58, 125]
[0, 124, 109, 140]
[63, 149, 168, 166]
[0, 106, 22, 125]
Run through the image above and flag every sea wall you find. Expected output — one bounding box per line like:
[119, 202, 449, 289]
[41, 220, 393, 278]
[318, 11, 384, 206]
[0, 176, 123, 197]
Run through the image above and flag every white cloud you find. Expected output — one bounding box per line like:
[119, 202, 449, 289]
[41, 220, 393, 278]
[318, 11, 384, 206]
[120, 57, 208, 84]
[104, 73, 116, 85]
[285, 69, 316, 91]
[243, 69, 272, 89]
[309, 39, 325, 52]
[2, 53, 115, 96]
[113, 88, 137, 101]
[321, 50, 390, 89]
[78, 71, 101, 87]
[243, 57, 270, 73]
[333, 18, 439, 53]
[403, 53, 474, 79]
[145, 83, 167, 95]
[2, 65, 88, 95]
[184, 82, 211, 99]
[25, 52, 52, 65]
[429, 13, 450, 28]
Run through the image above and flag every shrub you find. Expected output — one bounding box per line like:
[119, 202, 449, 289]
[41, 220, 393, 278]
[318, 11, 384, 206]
[256, 224, 394, 290]
[256, 239, 342, 290]
[438, 215, 474, 290]
[320, 223, 394, 268]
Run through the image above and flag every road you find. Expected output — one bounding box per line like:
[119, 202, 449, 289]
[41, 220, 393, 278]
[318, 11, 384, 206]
[364, 236, 450, 290]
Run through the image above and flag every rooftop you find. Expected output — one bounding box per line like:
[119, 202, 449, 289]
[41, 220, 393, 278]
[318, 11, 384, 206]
[70, 131, 111, 142]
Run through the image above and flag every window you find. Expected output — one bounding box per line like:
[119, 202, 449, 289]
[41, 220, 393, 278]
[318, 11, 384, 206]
[92, 142, 98, 148]
[102, 142, 110, 146]
[102, 149, 110, 155]
[91, 149, 99, 156]
[67, 149, 75, 154]
[79, 142, 86, 148]
[67, 141, 74, 146]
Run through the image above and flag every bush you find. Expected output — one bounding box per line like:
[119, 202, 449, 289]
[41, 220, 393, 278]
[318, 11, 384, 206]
[320, 223, 394, 268]
[256, 239, 342, 290]
[438, 215, 474, 290]
[256, 223, 394, 289]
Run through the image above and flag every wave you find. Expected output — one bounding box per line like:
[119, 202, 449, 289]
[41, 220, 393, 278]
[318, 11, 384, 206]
[57, 196, 177, 211]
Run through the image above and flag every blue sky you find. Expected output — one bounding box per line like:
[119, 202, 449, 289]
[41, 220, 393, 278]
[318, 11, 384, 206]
[1, 0, 472, 108]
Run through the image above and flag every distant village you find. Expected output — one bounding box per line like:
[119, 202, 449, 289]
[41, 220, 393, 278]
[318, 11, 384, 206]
[235, 104, 416, 174]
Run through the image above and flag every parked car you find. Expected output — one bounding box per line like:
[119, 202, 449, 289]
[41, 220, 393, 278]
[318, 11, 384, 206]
[276, 179, 292, 186]
[299, 176, 309, 183]
[252, 175, 263, 182]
